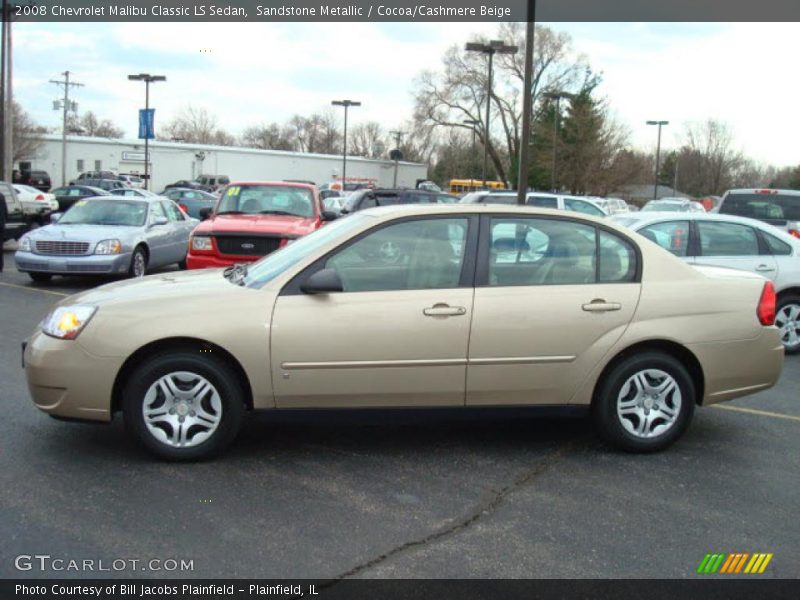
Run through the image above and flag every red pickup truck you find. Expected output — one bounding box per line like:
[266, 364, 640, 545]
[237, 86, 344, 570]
[186, 181, 331, 269]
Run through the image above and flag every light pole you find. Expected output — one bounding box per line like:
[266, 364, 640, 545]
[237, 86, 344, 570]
[50, 71, 83, 186]
[389, 129, 404, 187]
[331, 99, 360, 192]
[465, 40, 518, 188]
[647, 120, 669, 200]
[543, 91, 572, 193]
[516, 5, 536, 205]
[128, 73, 166, 190]
[463, 118, 481, 181]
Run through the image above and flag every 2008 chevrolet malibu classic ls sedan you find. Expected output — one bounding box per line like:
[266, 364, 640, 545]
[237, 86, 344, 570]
[23, 204, 784, 460]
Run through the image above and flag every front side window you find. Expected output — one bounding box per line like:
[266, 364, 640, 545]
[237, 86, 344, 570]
[149, 201, 167, 221]
[488, 218, 596, 286]
[697, 221, 759, 256]
[326, 218, 469, 292]
[638, 221, 690, 257]
[163, 201, 185, 221]
[217, 185, 314, 218]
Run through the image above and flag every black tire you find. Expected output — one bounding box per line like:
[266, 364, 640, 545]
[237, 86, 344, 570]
[178, 258, 188, 270]
[122, 350, 246, 461]
[592, 351, 695, 453]
[775, 294, 800, 354]
[128, 246, 148, 278]
[28, 272, 52, 283]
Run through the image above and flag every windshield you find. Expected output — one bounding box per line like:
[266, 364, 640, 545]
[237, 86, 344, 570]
[59, 200, 148, 226]
[217, 184, 315, 218]
[243, 213, 371, 289]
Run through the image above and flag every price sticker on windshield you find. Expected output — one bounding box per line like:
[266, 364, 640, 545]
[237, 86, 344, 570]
[226, 186, 240, 197]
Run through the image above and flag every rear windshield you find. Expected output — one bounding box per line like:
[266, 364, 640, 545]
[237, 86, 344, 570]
[719, 193, 800, 221]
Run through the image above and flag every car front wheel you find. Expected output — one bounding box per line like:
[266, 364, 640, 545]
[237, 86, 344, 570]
[128, 246, 148, 278]
[593, 351, 695, 453]
[122, 351, 246, 460]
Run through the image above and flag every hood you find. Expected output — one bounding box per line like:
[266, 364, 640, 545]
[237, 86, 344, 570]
[61, 268, 244, 309]
[27, 223, 143, 242]
[194, 213, 319, 237]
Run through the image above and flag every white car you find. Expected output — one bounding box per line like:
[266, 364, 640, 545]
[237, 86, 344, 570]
[612, 211, 800, 352]
[461, 191, 609, 218]
[117, 174, 144, 189]
[13, 184, 59, 219]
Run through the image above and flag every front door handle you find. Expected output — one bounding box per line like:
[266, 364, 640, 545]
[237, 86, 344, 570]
[756, 265, 776, 272]
[582, 299, 622, 312]
[423, 303, 467, 317]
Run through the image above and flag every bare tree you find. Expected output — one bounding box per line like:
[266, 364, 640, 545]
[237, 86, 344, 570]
[66, 111, 124, 138]
[411, 22, 587, 183]
[159, 105, 235, 145]
[12, 102, 48, 163]
[241, 123, 294, 150]
[349, 122, 386, 159]
[681, 119, 744, 196]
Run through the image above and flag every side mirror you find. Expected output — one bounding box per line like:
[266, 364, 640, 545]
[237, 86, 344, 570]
[300, 268, 344, 294]
[151, 216, 168, 227]
[50, 212, 63, 223]
[198, 207, 212, 220]
[321, 210, 338, 222]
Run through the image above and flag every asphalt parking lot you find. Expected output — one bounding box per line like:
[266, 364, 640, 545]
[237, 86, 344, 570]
[1, 247, 798, 580]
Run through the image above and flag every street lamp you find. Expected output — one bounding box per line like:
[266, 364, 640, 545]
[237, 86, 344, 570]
[128, 73, 166, 190]
[465, 40, 518, 188]
[543, 91, 572, 193]
[646, 120, 669, 200]
[463, 118, 481, 180]
[331, 99, 361, 192]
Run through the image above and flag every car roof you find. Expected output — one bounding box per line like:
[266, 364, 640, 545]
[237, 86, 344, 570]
[227, 180, 316, 191]
[357, 202, 614, 223]
[86, 194, 161, 204]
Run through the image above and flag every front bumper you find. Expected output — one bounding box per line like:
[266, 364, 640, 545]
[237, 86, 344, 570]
[15, 250, 133, 275]
[186, 252, 259, 269]
[24, 330, 123, 422]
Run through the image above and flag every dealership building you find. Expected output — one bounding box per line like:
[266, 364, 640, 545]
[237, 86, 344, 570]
[22, 134, 428, 191]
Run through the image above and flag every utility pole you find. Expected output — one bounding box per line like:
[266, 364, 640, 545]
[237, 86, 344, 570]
[0, 0, 12, 181]
[389, 129, 404, 187]
[50, 71, 83, 186]
[516, 3, 536, 205]
[647, 120, 669, 200]
[673, 159, 679, 196]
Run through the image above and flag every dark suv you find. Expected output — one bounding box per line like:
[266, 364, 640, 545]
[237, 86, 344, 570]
[13, 170, 51, 192]
[341, 188, 458, 215]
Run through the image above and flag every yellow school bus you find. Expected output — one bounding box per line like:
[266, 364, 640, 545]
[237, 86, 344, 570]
[449, 179, 507, 194]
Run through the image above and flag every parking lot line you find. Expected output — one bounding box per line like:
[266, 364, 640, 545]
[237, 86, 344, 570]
[712, 404, 800, 423]
[0, 282, 70, 297]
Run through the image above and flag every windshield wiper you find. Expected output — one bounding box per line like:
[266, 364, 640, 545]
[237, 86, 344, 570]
[223, 263, 249, 286]
[258, 210, 298, 216]
[216, 210, 245, 215]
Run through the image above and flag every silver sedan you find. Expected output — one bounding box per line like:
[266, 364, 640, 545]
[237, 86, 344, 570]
[14, 196, 198, 282]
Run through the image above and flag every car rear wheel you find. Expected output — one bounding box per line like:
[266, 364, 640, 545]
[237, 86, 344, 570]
[593, 351, 695, 453]
[774, 295, 800, 354]
[128, 246, 147, 278]
[122, 351, 246, 460]
[28, 272, 52, 283]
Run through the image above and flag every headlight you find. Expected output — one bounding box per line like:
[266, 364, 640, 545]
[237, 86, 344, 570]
[19, 236, 31, 252]
[41, 305, 97, 340]
[191, 236, 213, 251]
[94, 239, 122, 255]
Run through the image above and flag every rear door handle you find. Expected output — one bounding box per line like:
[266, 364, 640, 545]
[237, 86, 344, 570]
[756, 265, 776, 272]
[582, 299, 622, 312]
[423, 304, 467, 317]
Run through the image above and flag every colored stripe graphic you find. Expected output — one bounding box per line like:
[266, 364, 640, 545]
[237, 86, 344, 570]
[700, 553, 773, 574]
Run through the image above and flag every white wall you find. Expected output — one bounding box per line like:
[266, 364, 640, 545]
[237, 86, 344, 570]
[25, 135, 428, 191]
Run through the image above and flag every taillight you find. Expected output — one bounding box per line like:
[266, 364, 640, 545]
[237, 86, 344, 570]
[757, 281, 776, 326]
[35, 194, 45, 201]
[179, 204, 188, 213]
[788, 229, 800, 239]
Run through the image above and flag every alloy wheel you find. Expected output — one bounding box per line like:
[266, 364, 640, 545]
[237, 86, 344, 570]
[775, 303, 800, 350]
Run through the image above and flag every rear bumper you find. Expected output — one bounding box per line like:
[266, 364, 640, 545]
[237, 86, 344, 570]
[186, 253, 259, 269]
[688, 328, 784, 405]
[15, 250, 132, 275]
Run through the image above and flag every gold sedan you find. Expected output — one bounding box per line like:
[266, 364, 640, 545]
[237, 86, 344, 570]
[23, 205, 784, 460]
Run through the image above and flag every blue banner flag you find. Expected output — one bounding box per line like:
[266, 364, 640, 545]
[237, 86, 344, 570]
[138, 108, 155, 139]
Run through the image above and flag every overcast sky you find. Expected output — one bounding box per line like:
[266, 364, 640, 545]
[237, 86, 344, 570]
[11, 21, 799, 167]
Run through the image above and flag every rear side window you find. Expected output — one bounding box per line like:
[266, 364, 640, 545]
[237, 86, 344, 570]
[697, 221, 759, 256]
[598, 231, 636, 283]
[637, 221, 690, 257]
[527, 196, 558, 209]
[565, 198, 605, 217]
[762, 232, 793, 256]
[720, 193, 800, 221]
